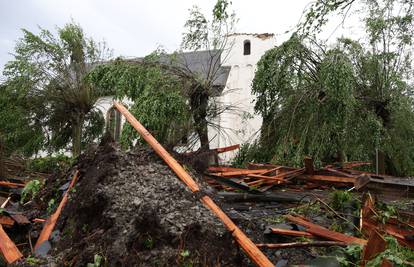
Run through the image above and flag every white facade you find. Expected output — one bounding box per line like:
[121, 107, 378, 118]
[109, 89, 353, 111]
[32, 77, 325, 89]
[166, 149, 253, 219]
[98, 33, 277, 161]
[208, 33, 277, 161]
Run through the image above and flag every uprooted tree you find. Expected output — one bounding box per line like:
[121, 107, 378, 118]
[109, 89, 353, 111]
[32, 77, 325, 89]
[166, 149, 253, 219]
[249, 0, 414, 176]
[1, 22, 112, 157]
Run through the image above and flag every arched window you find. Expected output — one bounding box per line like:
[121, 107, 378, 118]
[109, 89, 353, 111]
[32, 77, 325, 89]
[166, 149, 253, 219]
[243, 40, 251, 55]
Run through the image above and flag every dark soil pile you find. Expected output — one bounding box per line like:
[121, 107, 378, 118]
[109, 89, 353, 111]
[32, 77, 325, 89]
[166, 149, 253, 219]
[36, 142, 246, 266]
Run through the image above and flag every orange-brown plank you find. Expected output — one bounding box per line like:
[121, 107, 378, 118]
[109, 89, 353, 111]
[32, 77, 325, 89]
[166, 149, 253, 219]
[212, 169, 270, 177]
[216, 144, 240, 153]
[0, 216, 14, 227]
[286, 215, 367, 245]
[115, 102, 273, 267]
[0, 181, 25, 188]
[361, 230, 387, 266]
[270, 228, 314, 238]
[0, 224, 22, 264]
[299, 175, 356, 184]
[35, 171, 79, 249]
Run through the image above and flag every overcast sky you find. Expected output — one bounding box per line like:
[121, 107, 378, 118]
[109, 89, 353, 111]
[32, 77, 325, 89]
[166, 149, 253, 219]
[0, 0, 363, 73]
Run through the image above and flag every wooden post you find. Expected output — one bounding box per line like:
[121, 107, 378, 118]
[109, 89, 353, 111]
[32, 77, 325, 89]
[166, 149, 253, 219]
[114, 101, 273, 267]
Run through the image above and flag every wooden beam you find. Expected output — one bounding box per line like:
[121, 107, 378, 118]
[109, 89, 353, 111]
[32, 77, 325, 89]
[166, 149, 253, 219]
[0, 181, 25, 188]
[286, 215, 367, 245]
[270, 228, 314, 238]
[215, 144, 240, 153]
[0, 216, 14, 227]
[257, 241, 347, 249]
[35, 170, 79, 249]
[298, 174, 356, 184]
[114, 101, 273, 267]
[0, 224, 22, 264]
[361, 230, 387, 267]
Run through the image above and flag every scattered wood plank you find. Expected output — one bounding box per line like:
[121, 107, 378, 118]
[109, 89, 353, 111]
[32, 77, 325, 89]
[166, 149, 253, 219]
[0, 181, 25, 188]
[0, 224, 23, 264]
[35, 170, 79, 250]
[304, 157, 314, 174]
[215, 144, 240, 153]
[286, 215, 367, 246]
[0, 216, 15, 227]
[361, 230, 387, 267]
[270, 227, 314, 238]
[211, 169, 270, 177]
[256, 241, 347, 249]
[114, 101, 274, 267]
[298, 174, 356, 184]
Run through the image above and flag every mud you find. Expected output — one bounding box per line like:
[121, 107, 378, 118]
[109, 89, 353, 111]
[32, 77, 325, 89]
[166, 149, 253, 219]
[28, 142, 246, 267]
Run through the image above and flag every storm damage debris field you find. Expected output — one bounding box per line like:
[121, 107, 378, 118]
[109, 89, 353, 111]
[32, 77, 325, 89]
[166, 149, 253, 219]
[40, 143, 246, 266]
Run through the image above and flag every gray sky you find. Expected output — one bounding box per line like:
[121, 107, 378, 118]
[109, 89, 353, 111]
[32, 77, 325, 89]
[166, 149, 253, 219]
[0, 0, 318, 72]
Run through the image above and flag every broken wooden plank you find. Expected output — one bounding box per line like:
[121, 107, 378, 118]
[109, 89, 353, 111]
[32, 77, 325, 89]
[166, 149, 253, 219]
[211, 169, 270, 177]
[270, 227, 314, 238]
[0, 224, 23, 264]
[35, 170, 79, 250]
[361, 230, 387, 267]
[0, 216, 15, 227]
[114, 101, 274, 267]
[298, 174, 356, 184]
[0, 181, 25, 188]
[256, 241, 347, 249]
[285, 215, 367, 245]
[215, 144, 240, 153]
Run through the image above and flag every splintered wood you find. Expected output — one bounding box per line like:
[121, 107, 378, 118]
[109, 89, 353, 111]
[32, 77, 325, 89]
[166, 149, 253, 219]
[0, 224, 22, 264]
[35, 170, 79, 249]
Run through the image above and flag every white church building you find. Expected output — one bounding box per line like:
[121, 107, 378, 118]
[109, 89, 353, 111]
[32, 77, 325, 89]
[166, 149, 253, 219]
[99, 33, 277, 161]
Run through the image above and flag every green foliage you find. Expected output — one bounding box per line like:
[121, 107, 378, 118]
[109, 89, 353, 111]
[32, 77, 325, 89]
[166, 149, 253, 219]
[21, 179, 42, 204]
[367, 236, 414, 266]
[330, 190, 353, 211]
[251, 32, 414, 175]
[87, 254, 103, 267]
[336, 244, 363, 266]
[26, 256, 42, 266]
[47, 198, 57, 215]
[89, 55, 191, 148]
[143, 236, 155, 250]
[375, 202, 398, 224]
[231, 141, 273, 167]
[2, 21, 111, 156]
[28, 154, 73, 173]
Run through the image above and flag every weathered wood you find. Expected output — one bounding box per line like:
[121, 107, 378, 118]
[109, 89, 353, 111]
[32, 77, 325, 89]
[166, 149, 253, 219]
[35, 170, 79, 249]
[0, 224, 22, 264]
[298, 174, 356, 184]
[361, 230, 387, 267]
[257, 241, 347, 249]
[304, 157, 314, 174]
[0, 216, 14, 227]
[286, 215, 367, 245]
[218, 191, 312, 203]
[0, 181, 25, 188]
[215, 144, 240, 153]
[270, 228, 314, 238]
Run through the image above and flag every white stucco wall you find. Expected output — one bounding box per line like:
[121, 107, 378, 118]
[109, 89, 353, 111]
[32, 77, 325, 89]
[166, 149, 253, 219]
[208, 33, 277, 161]
[97, 33, 277, 162]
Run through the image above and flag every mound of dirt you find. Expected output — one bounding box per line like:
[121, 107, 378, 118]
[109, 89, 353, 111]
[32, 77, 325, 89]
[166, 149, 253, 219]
[42, 142, 246, 266]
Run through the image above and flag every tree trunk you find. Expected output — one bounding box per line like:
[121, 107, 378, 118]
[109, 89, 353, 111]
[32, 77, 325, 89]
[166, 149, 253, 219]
[72, 115, 84, 157]
[190, 87, 210, 150]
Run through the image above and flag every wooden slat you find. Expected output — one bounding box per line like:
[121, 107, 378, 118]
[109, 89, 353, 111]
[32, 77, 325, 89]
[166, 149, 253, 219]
[35, 170, 79, 249]
[215, 144, 240, 153]
[298, 174, 356, 184]
[0, 181, 25, 188]
[0, 216, 15, 227]
[270, 228, 314, 238]
[286, 215, 367, 245]
[0, 224, 23, 264]
[361, 230, 387, 267]
[211, 169, 270, 177]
